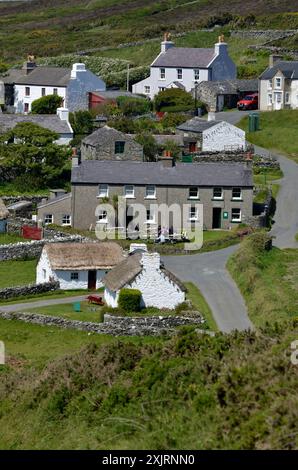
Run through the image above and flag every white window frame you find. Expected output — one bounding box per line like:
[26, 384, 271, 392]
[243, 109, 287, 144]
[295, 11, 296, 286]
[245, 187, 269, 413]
[146, 208, 155, 224]
[53, 88, 58, 95]
[177, 68, 183, 80]
[98, 184, 108, 198]
[194, 69, 200, 81]
[42, 269, 47, 280]
[275, 77, 281, 89]
[268, 79, 272, 90]
[62, 214, 71, 226]
[144, 85, 150, 94]
[189, 206, 198, 221]
[160, 68, 166, 80]
[213, 187, 223, 200]
[97, 210, 108, 223]
[268, 93, 273, 105]
[232, 187, 242, 200]
[124, 185, 135, 198]
[70, 272, 79, 281]
[285, 92, 290, 104]
[44, 214, 53, 225]
[231, 208, 241, 222]
[145, 185, 156, 199]
[159, 87, 166, 92]
[189, 186, 199, 199]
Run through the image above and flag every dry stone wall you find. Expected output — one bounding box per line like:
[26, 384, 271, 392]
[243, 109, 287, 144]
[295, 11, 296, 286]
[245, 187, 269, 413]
[0, 281, 59, 300]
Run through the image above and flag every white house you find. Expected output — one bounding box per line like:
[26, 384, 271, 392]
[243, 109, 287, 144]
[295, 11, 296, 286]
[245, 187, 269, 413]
[259, 56, 298, 111]
[14, 61, 106, 114]
[36, 242, 124, 290]
[176, 116, 246, 152]
[132, 33, 236, 100]
[103, 245, 186, 309]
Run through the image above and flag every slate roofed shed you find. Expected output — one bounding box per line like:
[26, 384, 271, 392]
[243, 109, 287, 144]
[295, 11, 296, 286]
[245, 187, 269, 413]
[176, 117, 220, 133]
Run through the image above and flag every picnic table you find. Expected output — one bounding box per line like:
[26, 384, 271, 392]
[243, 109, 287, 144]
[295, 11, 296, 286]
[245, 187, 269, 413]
[86, 294, 105, 306]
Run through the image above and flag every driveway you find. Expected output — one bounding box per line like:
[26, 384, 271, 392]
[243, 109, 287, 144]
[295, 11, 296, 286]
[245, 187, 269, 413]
[163, 245, 253, 333]
[0, 295, 87, 313]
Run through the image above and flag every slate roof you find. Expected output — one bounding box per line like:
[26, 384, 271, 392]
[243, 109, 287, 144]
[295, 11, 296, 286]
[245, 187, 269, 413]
[14, 66, 71, 86]
[152, 48, 215, 68]
[72, 160, 253, 187]
[177, 117, 219, 133]
[260, 61, 298, 80]
[0, 68, 27, 84]
[0, 114, 72, 135]
[82, 126, 139, 147]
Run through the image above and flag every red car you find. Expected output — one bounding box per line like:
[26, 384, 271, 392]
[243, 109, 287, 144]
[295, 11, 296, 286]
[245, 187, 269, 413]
[237, 93, 258, 110]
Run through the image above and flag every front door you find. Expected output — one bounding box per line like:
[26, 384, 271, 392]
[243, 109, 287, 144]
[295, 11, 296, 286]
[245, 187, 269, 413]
[274, 92, 282, 110]
[212, 208, 222, 229]
[189, 142, 197, 153]
[88, 270, 97, 290]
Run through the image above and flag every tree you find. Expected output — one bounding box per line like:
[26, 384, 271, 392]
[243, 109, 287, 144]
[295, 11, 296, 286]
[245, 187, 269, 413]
[107, 117, 137, 134]
[134, 133, 158, 162]
[0, 122, 71, 190]
[69, 110, 94, 146]
[160, 113, 188, 130]
[117, 96, 151, 116]
[158, 139, 181, 160]
[154, 88, 195, 112]
[31, 94, 63, 114]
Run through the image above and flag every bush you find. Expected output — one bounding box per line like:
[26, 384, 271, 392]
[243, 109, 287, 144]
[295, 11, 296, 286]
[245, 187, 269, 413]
[161, 113, 188, 129]
[154, 88, 195, 112]
[118, 288, 142, 312]
[117, 96, 151, 116]
[31, 94, 63, 114]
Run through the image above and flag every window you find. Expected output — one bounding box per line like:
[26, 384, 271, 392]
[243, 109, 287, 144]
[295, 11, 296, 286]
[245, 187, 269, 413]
[232, 187, 242, 200]
[194, 69, 200, 81]
[268, 79, 273, 89]
[231, 208, 241, 222]
[98, 210, 108, 222]
[144, 85, 150, 94]
[146, 209, 155, 223]
[115, 141, 125, 154]
[24, 103, 29, 113]
[53, 88, 58, 95]
[275, 77, 281, 88]
[25, 87, 30, 96]
[145, 185, 156, 199]
[285, 92, 290, 104]
[268, 93, 273, 105]
[189, 206, 198, 221]
[62, 214, 71, 226]
[213, 187, 223, 200]
[44, 214, 53, 225]
[177, 68, 183, 80]
[98, 184, 108, 197]
[41, 88, 46, 97]
[70, 272, 79, 281]
[124, 185, 135, 198]
[160, 68, 165, 80]
[159, 87, 166, 92]
[189, 187, 199, 199]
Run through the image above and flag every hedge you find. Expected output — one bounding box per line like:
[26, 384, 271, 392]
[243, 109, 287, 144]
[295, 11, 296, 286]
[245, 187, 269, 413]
[118, 288, 142, 312]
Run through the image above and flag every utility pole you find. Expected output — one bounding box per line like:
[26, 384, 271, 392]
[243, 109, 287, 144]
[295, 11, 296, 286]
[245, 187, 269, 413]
[126, 63, 130, 92]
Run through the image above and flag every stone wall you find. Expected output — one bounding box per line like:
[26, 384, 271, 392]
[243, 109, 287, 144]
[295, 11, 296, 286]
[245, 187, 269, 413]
[0, 311, 208, 336]
[0, 281, 59, 300]
[192, 152, 280, 170]
[1, 195, 45, 207]
[230, 30, 298, 40]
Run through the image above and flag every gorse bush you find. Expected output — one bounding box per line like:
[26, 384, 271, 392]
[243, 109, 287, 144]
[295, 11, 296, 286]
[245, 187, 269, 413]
[118, 288, 142, 312]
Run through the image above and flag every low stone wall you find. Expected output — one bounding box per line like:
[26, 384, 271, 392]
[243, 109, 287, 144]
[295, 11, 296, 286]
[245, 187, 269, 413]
[2, 195, 45, 207]
[192, 152, 280, 170]
[0, 311, 208, 336]
[231, 30, 297, 40]
[0, 281, 59, 300]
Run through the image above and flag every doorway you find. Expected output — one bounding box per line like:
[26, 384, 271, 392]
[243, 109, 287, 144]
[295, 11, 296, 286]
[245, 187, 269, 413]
[88, 270, 97, 290]
[212, 208, 222, 229]
[274, 92, 282, 110]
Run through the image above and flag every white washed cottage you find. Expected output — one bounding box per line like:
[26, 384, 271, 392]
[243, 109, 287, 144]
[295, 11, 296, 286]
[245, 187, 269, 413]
[103, 245, 186, 309]
[36, 242, 124, 290]
[132, 33, 236, 100]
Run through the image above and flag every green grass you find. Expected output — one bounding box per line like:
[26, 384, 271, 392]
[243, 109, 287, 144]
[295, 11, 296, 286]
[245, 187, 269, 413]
[0, 182, 49, 197]
[0, 233, 26, 245]
[29, 301, 104, 323]
[238, 110, 298, 163]
[253, 168, 283, 186]
[254, 188, 269, 204]
[227, 233, 298, 328]
[185, 282, 218, 331]
[0, 289, 91, 305]
[0, 259, 37, 288]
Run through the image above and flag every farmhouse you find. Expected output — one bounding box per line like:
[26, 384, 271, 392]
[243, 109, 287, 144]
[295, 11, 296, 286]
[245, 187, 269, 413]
[36, 242, 124, 290]
[103, 246, 186, 309]
[132, 33, 236, 100]
[176, 117, 246, 153]
[37, 190, 72, 226]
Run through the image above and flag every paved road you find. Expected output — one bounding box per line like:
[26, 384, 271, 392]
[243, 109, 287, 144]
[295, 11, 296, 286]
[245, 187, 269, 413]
[163, 245, 253, 333]
[0, 295, 87, 313]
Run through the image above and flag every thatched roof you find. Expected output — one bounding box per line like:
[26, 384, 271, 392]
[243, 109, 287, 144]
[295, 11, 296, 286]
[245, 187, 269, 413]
[45, 242, 124, 271]
[103, 252, 186, 293]
[0, 198, 9, 220]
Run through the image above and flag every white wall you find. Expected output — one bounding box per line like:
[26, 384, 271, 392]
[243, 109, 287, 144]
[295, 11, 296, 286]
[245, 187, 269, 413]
[14, 85, 67, 113]
[36, 248, 53, 284]
[202, 121, 246, 152]
[104, 287, 118, 308]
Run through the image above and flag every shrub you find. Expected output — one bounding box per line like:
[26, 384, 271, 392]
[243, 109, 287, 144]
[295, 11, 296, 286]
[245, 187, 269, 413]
[154, 88, 194, 112]
[117, 96, 151, 116]
[118, 288, 142, 312]
[161, 113, 188, 129]
[31, 94, 63, 114]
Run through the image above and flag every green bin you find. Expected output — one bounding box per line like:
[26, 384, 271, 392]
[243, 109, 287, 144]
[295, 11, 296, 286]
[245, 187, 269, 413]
[248, 113, 255, 132]
[252, 112, 260, 131]
[73, 302, 81, 312]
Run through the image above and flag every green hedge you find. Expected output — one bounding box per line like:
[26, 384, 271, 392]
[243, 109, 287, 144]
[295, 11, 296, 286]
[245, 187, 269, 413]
[118, 288, 142, 312]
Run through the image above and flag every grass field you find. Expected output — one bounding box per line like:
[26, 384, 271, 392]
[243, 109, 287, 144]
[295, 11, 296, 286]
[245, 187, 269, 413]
[0, 234, 26, 245]
[0, 259, 37, 288]
[184, 281, 218, 331]
[29, 301, 104, 323]
[238, 110, 298, 163]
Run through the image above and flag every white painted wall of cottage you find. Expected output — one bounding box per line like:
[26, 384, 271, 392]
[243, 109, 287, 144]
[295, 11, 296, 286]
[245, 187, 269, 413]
[14, 85, 67, 113]
[104, 252, 185, 309]
[202, 121, 246, 152]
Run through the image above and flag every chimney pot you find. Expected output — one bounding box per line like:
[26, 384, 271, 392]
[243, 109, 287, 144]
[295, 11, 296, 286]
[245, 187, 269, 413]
[159, 156, 174, 167]
[269, 54, 282, 68]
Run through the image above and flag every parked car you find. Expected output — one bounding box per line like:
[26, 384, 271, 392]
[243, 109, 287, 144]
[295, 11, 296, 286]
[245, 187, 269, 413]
[237, 93, 258, 110]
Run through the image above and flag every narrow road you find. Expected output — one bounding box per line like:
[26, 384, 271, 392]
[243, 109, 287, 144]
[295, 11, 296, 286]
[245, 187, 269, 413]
[0, 295, 87, 313]
[164, 245, 253, 333]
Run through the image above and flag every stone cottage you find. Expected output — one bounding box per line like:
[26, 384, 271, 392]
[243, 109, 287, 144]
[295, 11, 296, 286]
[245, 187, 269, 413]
[176, 117, 246, 153]
[103, 246, 186, 309]
[36, 242, 124, 290]
[81, 126, 144, 161]
[37, 190, 72, 227]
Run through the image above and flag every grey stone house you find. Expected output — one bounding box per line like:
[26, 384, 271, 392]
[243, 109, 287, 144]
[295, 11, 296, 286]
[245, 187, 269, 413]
[81, 126, 144, 161]
[71, 158, 253, 231]
[37, 191, 72, 227]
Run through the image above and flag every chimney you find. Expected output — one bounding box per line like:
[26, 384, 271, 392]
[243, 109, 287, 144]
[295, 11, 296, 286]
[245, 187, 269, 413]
[161, 32, 174, 53]
[207, 112, 216, 121]
[214, 34, 228, 56]
[23, 54, 37, 75]
[71, 63, 86, 79]
[269, 54, 282, 68]
[141, 252, 161, 270]
[72, 147, 79, 167]
[159, 154, 174, 167]
[57, 107, 69, 122]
